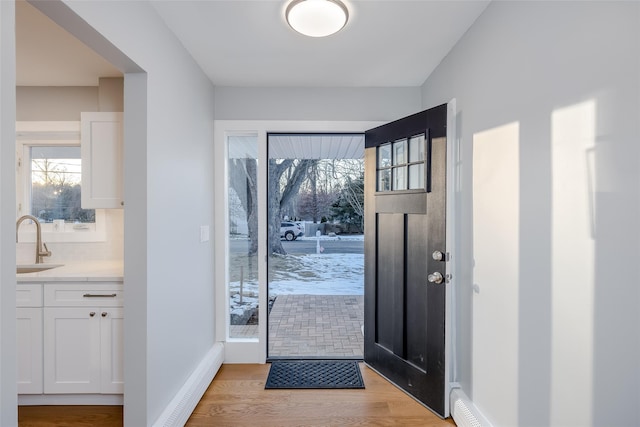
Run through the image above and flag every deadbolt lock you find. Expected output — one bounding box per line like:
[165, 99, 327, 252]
[432, 250, 444, 261]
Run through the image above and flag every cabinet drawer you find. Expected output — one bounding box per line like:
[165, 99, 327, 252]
[17, 284, 43, 307]
[44, 284, 123, 307]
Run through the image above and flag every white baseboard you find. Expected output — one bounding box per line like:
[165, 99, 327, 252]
[18, 394, 123, 406]
[450, 388, 492, 427]
[152, 342, 224, 427]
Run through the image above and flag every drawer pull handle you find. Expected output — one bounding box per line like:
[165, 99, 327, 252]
[90, 312, 96, 317]
[83, 293, 117, 298]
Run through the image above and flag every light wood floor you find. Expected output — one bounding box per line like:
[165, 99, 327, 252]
[18, 405, 123, 427]
[19, 363, 456, 427]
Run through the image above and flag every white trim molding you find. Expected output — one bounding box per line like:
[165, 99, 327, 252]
[450, 387, 493, 427]
[152, 343, 224, 427]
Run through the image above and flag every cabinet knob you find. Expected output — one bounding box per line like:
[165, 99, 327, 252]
[89, 312, 96, 317]
[101, 312, 108, 317]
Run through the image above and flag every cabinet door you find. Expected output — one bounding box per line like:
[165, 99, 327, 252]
[44, 307, 101, 394]
[81, 112, 123, 209]
[100, 307, 124, 394]
[17, 308, 43, 394]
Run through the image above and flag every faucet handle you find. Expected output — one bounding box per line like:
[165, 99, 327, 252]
[41, 242, 52, 257]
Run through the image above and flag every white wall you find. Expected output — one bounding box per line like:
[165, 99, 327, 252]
[0, 2, 18, 425]
[22, 1, 217, 425]
[421, 2, 640, 426]
[215, 86, 421, 121]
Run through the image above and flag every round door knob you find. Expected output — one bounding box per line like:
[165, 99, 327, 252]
[101, 312, 108, 317]
[89, 312, 96, 317]
[427, 272, 444, 284]
[432, 250, 444, 261]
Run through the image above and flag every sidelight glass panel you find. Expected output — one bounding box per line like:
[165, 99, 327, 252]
[227, 134, 259, 339]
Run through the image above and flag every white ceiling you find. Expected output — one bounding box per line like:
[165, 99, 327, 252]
[17, 0, 490, 88]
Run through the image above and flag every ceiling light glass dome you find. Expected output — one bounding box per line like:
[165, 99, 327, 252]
[286, 0, 349, 38]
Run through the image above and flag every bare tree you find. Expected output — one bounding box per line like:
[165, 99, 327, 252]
[229, 158, 258, 254]
[268, 159, 317, 254]
[341, 175, 364, 219]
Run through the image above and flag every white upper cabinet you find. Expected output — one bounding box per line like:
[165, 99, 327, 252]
[81, 112, 123, 209]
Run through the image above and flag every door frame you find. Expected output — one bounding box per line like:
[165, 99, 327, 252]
[362, 100, 456, 418]
[212, 104, 457, 404]
[444, 99, 456, 418]
[213, 120, 383, 363]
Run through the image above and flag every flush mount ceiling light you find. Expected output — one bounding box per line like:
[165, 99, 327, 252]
[285, 0, 349, 38]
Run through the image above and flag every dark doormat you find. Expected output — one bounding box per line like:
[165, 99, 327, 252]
[265, 360, 365, 389]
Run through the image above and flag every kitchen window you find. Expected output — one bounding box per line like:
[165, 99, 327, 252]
[28, 145, 95, 224]
[16, 122, 105, 242]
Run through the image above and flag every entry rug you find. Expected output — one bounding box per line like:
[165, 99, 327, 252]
[265, 360, 365, 389]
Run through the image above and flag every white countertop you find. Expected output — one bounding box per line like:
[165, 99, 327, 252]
[17, 260, 123, 282]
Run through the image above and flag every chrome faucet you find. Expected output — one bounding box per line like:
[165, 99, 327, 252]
[16, 215, 52, 264]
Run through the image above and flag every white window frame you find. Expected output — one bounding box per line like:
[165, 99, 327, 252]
[214, 120, 383, 363]
[16, 121, 106, 243]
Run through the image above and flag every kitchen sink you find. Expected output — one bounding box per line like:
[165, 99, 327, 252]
[16, 264, 64, 274]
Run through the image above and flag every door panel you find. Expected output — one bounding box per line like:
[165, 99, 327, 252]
[406, 213, 428, 372]
[375, 213, 404, 354]
[364, 104, 448, 417]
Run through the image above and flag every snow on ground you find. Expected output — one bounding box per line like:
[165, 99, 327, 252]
[269, 253, 363, 295]
[229, 253, 364, 297]
[229, 234, 364, 319]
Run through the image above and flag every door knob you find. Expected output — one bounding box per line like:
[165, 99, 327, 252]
[427, 272, 444, 284]
[89, 312, 96, 317]
[432, 250, 444, 261]
[101, 312, 108, 317]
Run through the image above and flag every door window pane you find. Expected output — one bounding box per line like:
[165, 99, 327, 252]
[393, 139, 407, 165]
[409, 134, 425, 162]
[393, 166, 407, 191]
[378, 169, 391, 192]
[378, 144, 391, 168]
[408, 164, 424, 190]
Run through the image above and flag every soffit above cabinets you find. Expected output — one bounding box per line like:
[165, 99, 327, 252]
[16, 0, 122, 86]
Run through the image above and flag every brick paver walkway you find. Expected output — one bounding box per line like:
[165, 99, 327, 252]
[268, 294, 364, 358]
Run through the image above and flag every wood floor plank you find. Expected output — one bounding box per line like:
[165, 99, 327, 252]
[186, 363, 455, 427]
[18, 405, 123, 427]
[18, 364, 456, 427]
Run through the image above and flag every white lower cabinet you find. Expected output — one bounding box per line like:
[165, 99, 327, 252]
[17, 283, 43, 394]
[18, 282, 123, 396]
[17, 307, 43, 394]
[43, 306, 123, 394]
[100, 307, 124, 393]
